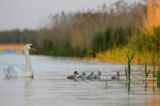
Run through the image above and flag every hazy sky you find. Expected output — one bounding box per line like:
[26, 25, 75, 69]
[0, 0, 140, 31]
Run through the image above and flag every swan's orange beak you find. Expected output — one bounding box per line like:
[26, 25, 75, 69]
[31, 47, 37, 52]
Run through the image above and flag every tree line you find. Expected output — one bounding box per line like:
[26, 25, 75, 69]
[0, 1, 146, 57]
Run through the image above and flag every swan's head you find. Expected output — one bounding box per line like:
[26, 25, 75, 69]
[25, 44, 36, 52]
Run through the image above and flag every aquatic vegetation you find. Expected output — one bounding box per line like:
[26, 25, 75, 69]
[152, 64, 156, 78]
[125, 67, 128, 80]
[156, 69, 160, 88]
[144, 64, 151, 80]
[125, 52, 135, 81]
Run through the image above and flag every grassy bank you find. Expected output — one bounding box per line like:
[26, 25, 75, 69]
[95, 28, 160, 65]
[95, 47, 159, 65]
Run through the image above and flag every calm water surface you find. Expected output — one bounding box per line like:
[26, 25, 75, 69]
[0, 54, 160, 106]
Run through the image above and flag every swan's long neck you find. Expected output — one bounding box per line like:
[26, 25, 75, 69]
[24, 49, 32, 71]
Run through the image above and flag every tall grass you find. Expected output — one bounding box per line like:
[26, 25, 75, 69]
[91, 27, 132, 53]
[96, 27, 160, 64]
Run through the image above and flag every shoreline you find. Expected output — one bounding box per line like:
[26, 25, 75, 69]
[94, 48, 160, 65]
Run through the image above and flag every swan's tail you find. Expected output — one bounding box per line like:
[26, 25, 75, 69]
[3, 68, 9, 78]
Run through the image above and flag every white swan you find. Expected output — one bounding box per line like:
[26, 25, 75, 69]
[4, 44, 36, 78]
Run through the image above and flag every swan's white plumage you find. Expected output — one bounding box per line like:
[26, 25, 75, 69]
[4, 44, 34, 78]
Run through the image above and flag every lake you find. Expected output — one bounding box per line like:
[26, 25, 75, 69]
[0, 54, 160, 106]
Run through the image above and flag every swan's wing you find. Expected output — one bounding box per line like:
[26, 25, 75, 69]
[5, 65, 25, 77]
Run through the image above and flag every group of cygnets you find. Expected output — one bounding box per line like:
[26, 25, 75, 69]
[67, 71, 120, 81]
